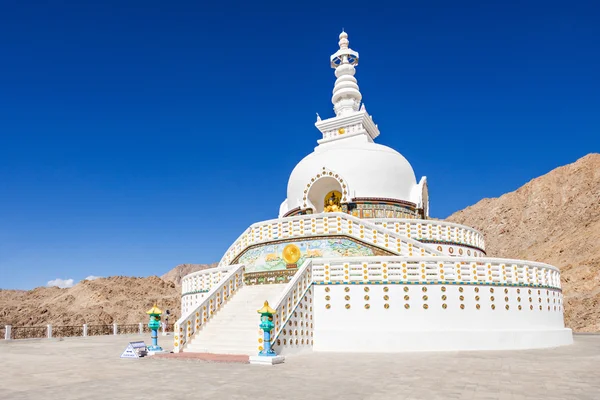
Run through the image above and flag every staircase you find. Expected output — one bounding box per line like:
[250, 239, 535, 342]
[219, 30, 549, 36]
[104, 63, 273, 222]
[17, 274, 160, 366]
[184, 284, 285, 355]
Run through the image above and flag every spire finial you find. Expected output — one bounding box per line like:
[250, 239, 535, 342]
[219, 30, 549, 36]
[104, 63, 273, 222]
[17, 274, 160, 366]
[329, 31, 362, 117]
[338, 30, 349, 50]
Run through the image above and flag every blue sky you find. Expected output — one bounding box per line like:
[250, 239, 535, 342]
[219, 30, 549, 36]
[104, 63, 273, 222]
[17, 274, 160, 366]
[1, 1, 598, 290]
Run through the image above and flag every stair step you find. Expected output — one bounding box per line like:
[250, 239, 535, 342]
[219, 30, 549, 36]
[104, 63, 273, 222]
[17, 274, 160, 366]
[183, 284, 286, 354]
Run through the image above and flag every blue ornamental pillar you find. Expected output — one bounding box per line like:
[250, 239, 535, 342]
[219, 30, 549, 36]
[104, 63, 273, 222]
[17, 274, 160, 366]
[257, 301, 276, 356]
[146, 304, 163, 352]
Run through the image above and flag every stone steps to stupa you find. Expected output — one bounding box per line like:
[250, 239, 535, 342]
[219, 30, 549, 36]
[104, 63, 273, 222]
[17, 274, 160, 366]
[183, 283, 284, 355]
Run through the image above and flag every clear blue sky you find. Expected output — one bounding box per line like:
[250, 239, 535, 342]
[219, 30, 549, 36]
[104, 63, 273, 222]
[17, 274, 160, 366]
[1, 1, 598, 289]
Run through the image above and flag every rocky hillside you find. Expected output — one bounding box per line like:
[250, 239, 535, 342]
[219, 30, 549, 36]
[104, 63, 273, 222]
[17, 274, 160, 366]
[161, 263, 218, 285]
[0, 276, 180, 327]
[0, 263, 220, 327]
[447, 153, 600, 332]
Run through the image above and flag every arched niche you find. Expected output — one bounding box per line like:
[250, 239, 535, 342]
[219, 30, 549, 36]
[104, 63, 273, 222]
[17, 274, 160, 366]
[302, 169, 349, 214]
[307, 177, 342, 213]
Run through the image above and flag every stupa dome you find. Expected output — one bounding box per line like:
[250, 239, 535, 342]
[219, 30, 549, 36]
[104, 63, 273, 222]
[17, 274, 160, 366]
[285, 135, 418, 213]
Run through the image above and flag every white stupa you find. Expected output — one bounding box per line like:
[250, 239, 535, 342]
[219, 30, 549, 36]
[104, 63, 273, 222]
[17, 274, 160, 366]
[173, 32, 572, 355]
[281, 31, 427, 217]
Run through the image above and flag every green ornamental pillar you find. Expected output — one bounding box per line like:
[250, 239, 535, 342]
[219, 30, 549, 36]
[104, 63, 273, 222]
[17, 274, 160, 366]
[257, 301, 276, 356]
[146, 304, 163, 352]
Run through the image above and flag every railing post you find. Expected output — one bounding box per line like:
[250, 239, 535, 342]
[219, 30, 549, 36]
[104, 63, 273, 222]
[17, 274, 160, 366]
[113, 323, 118, 335]
[83, 324, 88, 337]
[47, 324, 52, 339]
[138, 322, 143, 334]
[4, 325, 11, 340]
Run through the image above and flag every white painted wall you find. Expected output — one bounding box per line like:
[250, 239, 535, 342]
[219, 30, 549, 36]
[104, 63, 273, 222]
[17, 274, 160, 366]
[313, 283, 572, 352]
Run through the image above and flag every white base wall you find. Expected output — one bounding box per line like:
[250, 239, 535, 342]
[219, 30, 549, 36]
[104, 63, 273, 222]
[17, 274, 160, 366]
[313, 283, 573, 352]
[314, 328, 573, 353]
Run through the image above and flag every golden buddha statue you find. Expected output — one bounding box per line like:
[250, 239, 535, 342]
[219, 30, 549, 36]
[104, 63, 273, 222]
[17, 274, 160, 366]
[324, 191, 342, 213]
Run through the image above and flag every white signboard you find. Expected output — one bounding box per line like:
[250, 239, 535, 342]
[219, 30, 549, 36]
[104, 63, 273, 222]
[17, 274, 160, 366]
[120, 341, 147, 358]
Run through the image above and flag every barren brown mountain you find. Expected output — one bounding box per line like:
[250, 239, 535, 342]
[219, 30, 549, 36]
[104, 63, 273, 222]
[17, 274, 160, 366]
[0, 276, 180, 327]
[0, 263, 219, 328]
[447, 153, 600, 332]
[161, 263, 218, 285]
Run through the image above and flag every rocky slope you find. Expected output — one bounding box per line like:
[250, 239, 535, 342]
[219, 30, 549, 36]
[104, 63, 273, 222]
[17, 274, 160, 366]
[161, 263, 218, 285]
[0, 262, 220, 328]
[0, 276, 180, 327]
[447, 153, 600, 332]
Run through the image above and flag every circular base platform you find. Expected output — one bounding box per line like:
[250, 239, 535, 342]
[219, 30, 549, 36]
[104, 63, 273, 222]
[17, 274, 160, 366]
[312, 328, 573, 353]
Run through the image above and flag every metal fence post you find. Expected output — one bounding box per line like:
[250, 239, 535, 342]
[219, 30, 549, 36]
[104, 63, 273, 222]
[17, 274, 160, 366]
[47, 324, 53, 339]
[113, 323, 118, 335]
[138, 322, 143, 334]
[4, 325, 11, 340]
[83, 324, 88, 337]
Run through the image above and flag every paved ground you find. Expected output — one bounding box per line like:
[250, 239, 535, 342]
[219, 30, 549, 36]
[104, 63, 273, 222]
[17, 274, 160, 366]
[1, 334, 599, 400]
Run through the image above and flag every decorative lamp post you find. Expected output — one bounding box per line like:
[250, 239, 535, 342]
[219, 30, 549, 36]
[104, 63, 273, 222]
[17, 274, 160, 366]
[146, 303, 163, 353]
[257, 301, 276, 356]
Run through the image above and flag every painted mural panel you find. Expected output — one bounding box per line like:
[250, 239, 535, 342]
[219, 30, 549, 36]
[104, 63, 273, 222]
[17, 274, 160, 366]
[239, 238, 380, 274]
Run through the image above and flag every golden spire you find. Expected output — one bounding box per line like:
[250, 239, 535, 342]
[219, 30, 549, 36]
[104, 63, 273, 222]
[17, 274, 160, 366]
[146, 303, 162, 315]
[257, 301, 276, 315]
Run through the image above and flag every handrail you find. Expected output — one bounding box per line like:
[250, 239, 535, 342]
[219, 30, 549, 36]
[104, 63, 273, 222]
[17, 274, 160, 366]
[309, 256, 561, 289]
[181, 264, 238, 297]
[269, 259, 313, 345]
[173, 264, 245, 353]
[370, 218, 486, 250]
[217, 212, 443, 268]
[182, 264, 234, 281]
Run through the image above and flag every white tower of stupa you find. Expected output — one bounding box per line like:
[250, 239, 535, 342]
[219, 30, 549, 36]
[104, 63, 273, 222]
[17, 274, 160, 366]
[330, 30, 362, 117]
[279, 31, 429, 218]
[315, 30, 380, 143]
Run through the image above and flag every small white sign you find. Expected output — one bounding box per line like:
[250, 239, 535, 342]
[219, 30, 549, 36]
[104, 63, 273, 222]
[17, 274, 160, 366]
[120, 341, 147, 358]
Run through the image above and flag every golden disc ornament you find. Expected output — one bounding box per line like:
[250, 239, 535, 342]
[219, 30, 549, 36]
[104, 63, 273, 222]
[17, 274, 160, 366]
[282, 244, 301, 266]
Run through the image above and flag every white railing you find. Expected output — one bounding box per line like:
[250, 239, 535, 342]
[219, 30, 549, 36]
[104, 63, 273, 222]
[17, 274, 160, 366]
[181, 265, 239, 296]
[173, 264, 245, 353]
[218, 213, 443, 268]
[310, 256, 561, 289]
[3, 323, 153, 340]
[371, 219, 486, 251]
[268, 260, 313, 347]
